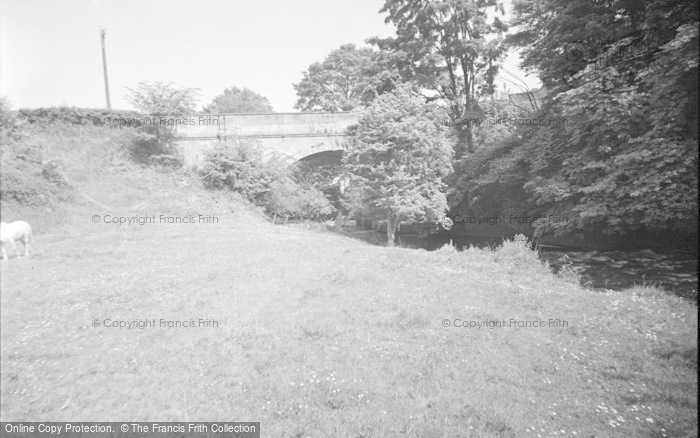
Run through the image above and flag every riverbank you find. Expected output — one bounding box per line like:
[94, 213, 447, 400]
[1, 213, 697, 437]
[343, 225, 699, 300]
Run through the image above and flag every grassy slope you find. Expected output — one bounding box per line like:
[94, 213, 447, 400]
[1, 126, 697, 437]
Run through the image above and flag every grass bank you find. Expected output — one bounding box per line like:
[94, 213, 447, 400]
[0, 125, 697, 437]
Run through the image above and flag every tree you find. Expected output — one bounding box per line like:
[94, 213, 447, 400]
[465, 0, 699, 236]
[125, 82, 200, 165]
[507, 0, 694, 92]
[203, 87, 273, 114]
[342, 84, 453, 246]
[126, 81, 200, 116]
[447, 94, 532, 210]
[374, 0, 508, 156]
[293, 44, 377, 112]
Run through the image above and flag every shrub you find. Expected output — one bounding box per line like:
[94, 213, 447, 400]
[200, 142, 334, 220]
[125, 125, 183, 167]
[296, 185, 335, 220]
[265, 178, 303, 219]
[199, 141, 285, 203]
[492, 234, 544, 269]
[265, 179, 335, 221]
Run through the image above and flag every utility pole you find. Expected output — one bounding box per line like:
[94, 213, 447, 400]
[100, 27, 111, 109]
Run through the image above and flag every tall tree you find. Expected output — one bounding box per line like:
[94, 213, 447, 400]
[204, 87, 273, 114]
[374, 0, 508, 157]
[294, 44, 377, 112]
[508, 0, 695, 92]
[465, 0, 699, 236]
[342, 84, 453, 246]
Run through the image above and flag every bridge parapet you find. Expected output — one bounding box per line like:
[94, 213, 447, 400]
[175, 112, 359, 166]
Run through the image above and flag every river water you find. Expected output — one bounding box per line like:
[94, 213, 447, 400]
[345, 228, 698, 301]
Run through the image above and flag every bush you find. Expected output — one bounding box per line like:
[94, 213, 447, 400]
[265, 178, 334, 221]
[295, 185, 334, 220]
[492, 234, 544, 269]
[200, 142, 334, 220]
[126, 125, 184, 167]
[199, 141, 286, 203]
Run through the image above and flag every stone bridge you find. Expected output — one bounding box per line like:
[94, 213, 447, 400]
[175, 112, 359, 166]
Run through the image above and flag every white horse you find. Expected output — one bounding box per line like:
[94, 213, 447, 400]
[1, 221, 32, 260]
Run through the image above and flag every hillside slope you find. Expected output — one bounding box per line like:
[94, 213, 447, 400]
[1, 124, 254, 233]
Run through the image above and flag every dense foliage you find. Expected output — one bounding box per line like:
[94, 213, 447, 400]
[294, 44, 377, 112]
[199, 142, 333, 220]
[342, 84, 453, 245]
[125, 82, 201, 166]
[292, 160, 347, 227]
[373, 0, 508, 156]
[459, 0, 699, 236]
[264, 179, 335, 221]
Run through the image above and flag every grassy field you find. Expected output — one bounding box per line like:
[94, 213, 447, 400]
[1, 125, 697, 437]
[1, 211, 696, 437]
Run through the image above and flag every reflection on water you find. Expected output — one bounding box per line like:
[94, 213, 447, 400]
[346, 228, 698, 300]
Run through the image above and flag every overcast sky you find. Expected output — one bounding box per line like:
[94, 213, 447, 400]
[0, 0, 540, 112]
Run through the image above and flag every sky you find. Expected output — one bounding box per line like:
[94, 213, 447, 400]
[0, 0, 540, 112]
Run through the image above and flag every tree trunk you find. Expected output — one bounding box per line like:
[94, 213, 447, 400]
[456, 125, 475, 158]
[386, 212, 395, 247]
[465, 124, 474, 154]
[334, 211, 344, 232]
